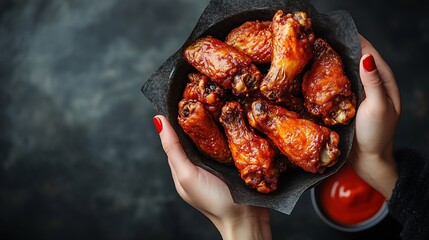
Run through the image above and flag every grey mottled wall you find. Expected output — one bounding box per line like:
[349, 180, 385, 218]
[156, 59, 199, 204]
[0, 0, 428, 239]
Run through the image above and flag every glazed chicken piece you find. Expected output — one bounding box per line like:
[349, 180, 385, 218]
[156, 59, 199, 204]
[178, 99, 232, 164]
[260, 10, 315, 102]
[182, 73, 201, 100]
[219, 101, 279, 193]
[182, 73, 226, 118]
[225, 20, 272, 63]
[251, 100, 340, 173]
[275, 75, 306, 113]
[278, 94, 305, 114]
[233, 92, 264, 132]
[183, 36, 261, 96]
[289, 75, 304, 97]
[302, 38, 356, 125]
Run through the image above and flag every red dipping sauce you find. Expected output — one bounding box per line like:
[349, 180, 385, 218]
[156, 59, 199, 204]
[317, 164, 386, 226]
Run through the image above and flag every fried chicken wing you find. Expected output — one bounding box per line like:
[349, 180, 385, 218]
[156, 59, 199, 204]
[183, 36, 261, 96]
[251, 100, 340, 173]
[182, 73, 226, 118]
[278, 94, 305, 113]
[178, 99, 232, 164]
[219, 101, 278, 193]
[260, 11, 315, 101]
[225, 20, 272, 63]
[275, 74, 306, 113]
[182, 73, 201, 100]
[302, 38, 356, 125]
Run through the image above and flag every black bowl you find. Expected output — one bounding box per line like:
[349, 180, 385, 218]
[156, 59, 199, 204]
[142, 0, 363, 214]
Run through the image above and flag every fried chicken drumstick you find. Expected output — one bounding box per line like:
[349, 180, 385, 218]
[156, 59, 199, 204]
[251, 100, 340, 173]
[219, 101, 279, 193]
[302, 38, 356, 125]
[183, 36, 261, 96]
[260, 10, 315, 102]
[178, 99, 232, 164]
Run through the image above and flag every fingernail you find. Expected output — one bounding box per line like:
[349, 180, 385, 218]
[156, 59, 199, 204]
[153, 117, 163, 133]
[363, 54, 377, 72]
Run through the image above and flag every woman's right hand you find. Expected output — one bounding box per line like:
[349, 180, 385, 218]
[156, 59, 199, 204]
[350, 35, 401, 200]
[153, 115, 272, 240]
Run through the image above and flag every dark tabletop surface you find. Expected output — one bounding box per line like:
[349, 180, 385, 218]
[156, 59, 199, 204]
[1, 0, 428, 239]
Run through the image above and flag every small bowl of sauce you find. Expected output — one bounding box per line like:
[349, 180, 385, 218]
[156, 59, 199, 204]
[311, 163, 388, 232]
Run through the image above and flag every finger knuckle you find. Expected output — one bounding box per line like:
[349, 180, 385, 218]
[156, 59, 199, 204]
[367, 75, 382, 87]
[177, 168, 195, 187]
[161, 139, 180, 157]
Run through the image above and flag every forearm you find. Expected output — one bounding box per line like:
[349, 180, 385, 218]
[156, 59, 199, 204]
[216, 216, 272, 240]
[350, 146, 398, 200]
[207, 208, 272, 240]
[365, 159, 397, 200]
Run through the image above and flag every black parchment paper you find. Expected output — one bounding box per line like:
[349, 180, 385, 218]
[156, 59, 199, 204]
[142, 0, 362, 215]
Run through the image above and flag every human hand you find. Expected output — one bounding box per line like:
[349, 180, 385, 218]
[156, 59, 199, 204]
[153, 115, 272, 240]
[349, 35, 401, 200]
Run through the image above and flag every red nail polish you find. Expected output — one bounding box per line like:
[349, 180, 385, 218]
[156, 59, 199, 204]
[363, 55, 377, 72]
[153, 117, 163, 133]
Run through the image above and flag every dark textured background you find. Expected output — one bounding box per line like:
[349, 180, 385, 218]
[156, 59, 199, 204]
[0, 0, 428, 239]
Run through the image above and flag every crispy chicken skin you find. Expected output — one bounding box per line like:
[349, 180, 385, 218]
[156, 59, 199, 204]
[302, 38, 356, 125]
[182, 73, 201, 100]
[225, 21, 272, 63]
[183, 36, 261, 96]
[251, 100, 340, 173]
[219, 101, 278, 193]
[260, 11, 315, 101]
[182, 73, 226, 118]
[178, 99, 232, 164]
[276, 75, 306, 113]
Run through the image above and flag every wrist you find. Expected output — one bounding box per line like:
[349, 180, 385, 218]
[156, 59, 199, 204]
[351, 149, 398, 200]
[213, 208, 272, 240]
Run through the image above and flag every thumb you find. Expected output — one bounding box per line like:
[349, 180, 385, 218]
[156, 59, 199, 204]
[360, 54, 388, 105]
